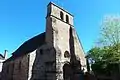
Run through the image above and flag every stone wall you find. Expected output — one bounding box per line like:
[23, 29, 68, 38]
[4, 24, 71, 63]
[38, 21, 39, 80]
[2, 54, 29, 80]
[28, 45, 56, 80]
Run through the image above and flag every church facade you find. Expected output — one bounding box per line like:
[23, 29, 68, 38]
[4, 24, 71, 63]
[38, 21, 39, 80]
[2, 2, 87, 80]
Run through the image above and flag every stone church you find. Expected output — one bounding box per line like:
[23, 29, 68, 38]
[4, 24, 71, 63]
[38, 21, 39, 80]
[2, 2, 87, 80]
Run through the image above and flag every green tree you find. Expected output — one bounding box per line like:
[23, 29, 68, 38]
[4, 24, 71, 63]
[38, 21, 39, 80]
[98, 15, 120, 63]
[87, 15, 120, 74]
[98, 15, 120, 46]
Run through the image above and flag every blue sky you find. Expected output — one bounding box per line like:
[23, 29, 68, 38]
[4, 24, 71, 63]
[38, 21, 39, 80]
[0, 0, 120, 57]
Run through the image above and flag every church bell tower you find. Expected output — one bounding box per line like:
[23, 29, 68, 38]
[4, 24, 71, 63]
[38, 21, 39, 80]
[45, 2, 87, 80]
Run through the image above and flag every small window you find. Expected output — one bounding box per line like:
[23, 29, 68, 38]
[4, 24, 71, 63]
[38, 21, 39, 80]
[60, 11, 64, 20]
[64, 51, 70, 58]
[66, 15, 69, 23]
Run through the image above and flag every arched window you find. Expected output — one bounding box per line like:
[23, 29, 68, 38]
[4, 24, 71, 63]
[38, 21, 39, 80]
[60, 11, 64, 20]
[66, 15, 69, 23]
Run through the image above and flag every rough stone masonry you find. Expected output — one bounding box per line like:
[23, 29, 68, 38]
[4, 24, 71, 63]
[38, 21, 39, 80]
[1, 2, 87, 80]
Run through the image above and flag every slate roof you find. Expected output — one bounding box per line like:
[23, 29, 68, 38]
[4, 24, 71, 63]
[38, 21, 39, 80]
[4, 32, 46, 62]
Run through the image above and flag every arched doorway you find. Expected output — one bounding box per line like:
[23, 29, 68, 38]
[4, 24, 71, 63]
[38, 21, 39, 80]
[63, 62, 72, 80]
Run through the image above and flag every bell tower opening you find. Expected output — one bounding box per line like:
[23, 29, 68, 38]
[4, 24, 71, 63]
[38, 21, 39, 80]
[66, 15, 69, 24]
[60, 11, 64, 20]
